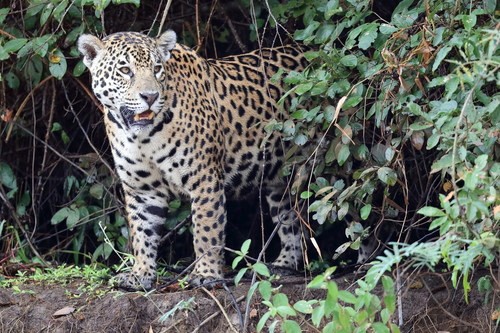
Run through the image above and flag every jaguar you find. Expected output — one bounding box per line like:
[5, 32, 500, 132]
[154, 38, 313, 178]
[78, 30, 309, 290]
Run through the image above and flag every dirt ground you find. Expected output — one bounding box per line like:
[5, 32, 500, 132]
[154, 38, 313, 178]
[0, 271, 497, 333]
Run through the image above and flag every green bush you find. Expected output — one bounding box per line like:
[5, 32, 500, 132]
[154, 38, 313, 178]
[256, 0, 499, 304]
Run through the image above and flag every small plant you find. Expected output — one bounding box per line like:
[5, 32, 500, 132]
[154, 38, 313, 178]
[233, 239, 271, 285]
[0, 264, 112, 297]
[255, 266, 399, 333]
[158, 296, 196, 323]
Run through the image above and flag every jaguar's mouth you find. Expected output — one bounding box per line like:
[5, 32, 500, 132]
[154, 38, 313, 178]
[133, 110, 155, 123]
[120, 107, 156, 127]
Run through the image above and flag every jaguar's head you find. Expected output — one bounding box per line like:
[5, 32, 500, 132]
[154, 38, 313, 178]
[78, 31, 176, 128]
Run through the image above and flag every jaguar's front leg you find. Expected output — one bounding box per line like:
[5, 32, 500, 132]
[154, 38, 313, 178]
[115, 187, 167, 291]
[188, 178, 227, 287]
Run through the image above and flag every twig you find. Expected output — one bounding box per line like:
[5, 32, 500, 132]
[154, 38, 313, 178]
[36, 80, 56, 196]
[5, 75, 53, 142]
[194, 0, 219, 52]
[148, 0, 164, 35]
[195, 0, 200, 47]
[193, 297, 246, 333]
[61, 80, 115, 176]
[0, 29, 15, 39]
[72, 76, 104, 113]
[220, 5, 247, 53]
[0, 186, 46, 265]
[201, 287, 239, 333]
[156, 0, 173, 37]
[159, 214, 191, 245]
[421, 274, 483, 332]
[13, 122, 89, 175]
[242, 220, 282, 333]
[223, 283, 243, 329]
[396, 265, 404, 327]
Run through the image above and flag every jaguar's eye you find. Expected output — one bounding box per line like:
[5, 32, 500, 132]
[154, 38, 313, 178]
[154, 65, 162, 74]
[119, 66, 132, 75]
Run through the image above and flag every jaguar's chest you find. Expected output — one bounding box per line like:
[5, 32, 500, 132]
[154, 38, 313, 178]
[106, 122, 191, 197]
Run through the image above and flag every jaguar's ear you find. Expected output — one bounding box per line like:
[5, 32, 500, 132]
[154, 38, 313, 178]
[78, 34, 104, 69]
[157, 30, 177, 61]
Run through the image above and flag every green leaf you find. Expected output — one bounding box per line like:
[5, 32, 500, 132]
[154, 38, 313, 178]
[372, 322, 390, 333]
[241, 239, 251, 254]
[418, 206, 445, 217]
[315, 23, 335, 44]
[52, 0, 69, 22]
[276, 305, 297, 317]
[89, 184, 104, 200]
[337, 144, 350, 166]
[40, 2, 54, 26]
[232, 255, 243, 269]
[234, 267, 247, 285]
[430, 154, 453, 173]
[0, 47, 8, 61]
[295, 82, 313, 95]
[256, 311, 271, 332]
[360, 204, 371, 220]
[358, 24, 378, 50]
[0, 162, 18, 191]
[340, 54, 357, 67]
[311, 304, 325, 327]
[325, 0, 341, 19]
[16, 191, 31, 216]
[101, 242, 113, 259]
[461, 14, 476, 31]
[51, 122, 62, 132]
[61, 130, 70, 145]
[311, 81, 328, 95]
[0, 8, 9, 24]
[377, 167, 397, 186]
[294, 133, 308, 146]
[409, 121, 433, 130]
[51, 207, 70, 225]
[253, 262, 270, 277]
[432, 45, 452, 71]
[429, 216, 448, 231]
[66, 207, 80, 229]
[300, 191, 313, 199]
[113, 0, 141, 7]
[293, 300, 314, 314]
[338, 290, 357, 304]
[307, 274, 325, 289]
[32, 35, 51, 57]
[325, 141, 336, 164]
[426, 132, 440, 149]
[259, 280, 272, 301]
[26, 3, 45, 18]
[282, 320, 301, 333]
[49, 49, 67, 79]
[342, 95, 362, 109]
[291, 109, 308, 119]
[3, 38, 28, 53]
[294, 21, 320, 41]
[16, 40, 33, 58]
[474, 154, 488, 170]
[379, 24, 397, 35]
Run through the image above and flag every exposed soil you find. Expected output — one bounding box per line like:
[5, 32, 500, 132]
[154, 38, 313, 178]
[0, 271, 497, 333]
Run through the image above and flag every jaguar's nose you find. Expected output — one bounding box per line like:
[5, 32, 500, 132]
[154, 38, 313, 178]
[139, 92, 159, 107]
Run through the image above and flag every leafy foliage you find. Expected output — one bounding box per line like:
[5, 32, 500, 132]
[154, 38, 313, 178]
[257, 0, 499, 279]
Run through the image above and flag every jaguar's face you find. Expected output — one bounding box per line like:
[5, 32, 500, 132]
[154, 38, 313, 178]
[78, 31, 177, 128]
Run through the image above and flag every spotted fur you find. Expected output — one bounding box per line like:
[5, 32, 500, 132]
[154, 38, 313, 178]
[78, 31, 308, 290]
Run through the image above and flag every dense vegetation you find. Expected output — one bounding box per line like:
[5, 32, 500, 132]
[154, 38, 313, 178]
[0, 0, 498, 331]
